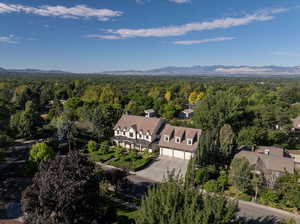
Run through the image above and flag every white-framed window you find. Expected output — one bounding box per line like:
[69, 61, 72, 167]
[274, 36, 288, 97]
[123, 131, 126, 136]
[164, 135, 169, 142]
[187, 139, 192, 145]
[175, 137, 181, 144]
[129, 132, 134, 138]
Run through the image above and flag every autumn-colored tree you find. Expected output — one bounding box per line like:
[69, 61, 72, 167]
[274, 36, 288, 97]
[164, 91, 172, 102]
[188, 91, 205, 105]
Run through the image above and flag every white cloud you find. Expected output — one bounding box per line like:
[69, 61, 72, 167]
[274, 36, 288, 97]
[173, 37, 235, 45]
[85, 34, 124, 40]
[0, 3, 122, 21]
[169, 0, 191, 3]
[92, 7, 287, 39]
[216, 67, 272, 73]
[0, 35, 17, 44]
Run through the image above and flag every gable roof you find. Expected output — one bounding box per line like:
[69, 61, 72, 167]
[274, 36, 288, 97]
[159, 124, 202, 152]
[255, 146, 284, 157]
[114, 115, 163, 135]
[234, 146, 294, 174]
[258, 155, 294, 174]
[182, 109, 194, 114]
[144, 109, 155, 113]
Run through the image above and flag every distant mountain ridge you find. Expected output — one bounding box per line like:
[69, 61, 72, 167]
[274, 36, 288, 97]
[103, 65, 300, 76]
[1, 65, 300, 76]
[0, 67, 71, 74]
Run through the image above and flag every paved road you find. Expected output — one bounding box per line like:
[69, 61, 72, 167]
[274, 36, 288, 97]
[99, 161, 300, 223]
[237, 200, 300, 224]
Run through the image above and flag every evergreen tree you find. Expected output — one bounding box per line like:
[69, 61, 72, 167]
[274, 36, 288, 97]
[136, 174, 237, 224]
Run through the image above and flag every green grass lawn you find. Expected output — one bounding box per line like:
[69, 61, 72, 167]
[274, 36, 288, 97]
[104, 197, 138, 224]
[108, 156, 151, 171]
[88, 151, 115, 163]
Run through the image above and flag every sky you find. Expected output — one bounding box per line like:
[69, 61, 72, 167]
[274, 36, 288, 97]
[0, 0, 300, 73]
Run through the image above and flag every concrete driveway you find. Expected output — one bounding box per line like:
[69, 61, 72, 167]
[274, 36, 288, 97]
[133, 156, 189, 182]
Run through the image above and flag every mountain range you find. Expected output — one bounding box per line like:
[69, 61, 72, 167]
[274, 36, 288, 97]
[0, 67, 70, 74]
[1, 65, 300, 76]
[102, 65, 300, 76]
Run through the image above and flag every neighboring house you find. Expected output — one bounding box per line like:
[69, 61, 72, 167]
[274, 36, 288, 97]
[179, 109, 194, 119]
[144, 109, 156, 118]
[288, 150, 300, 168]
[292, 116, 300, 135]
[235, 146, 294, 187]
[112, 115, 164, 152]
[158, 124, 202, 160]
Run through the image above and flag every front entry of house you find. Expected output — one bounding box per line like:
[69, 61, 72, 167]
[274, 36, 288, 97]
[160, 148, 192, 160]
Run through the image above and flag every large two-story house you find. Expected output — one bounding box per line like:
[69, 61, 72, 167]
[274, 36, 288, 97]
[159, 124, 202, 160]
[112, 115, 202, 160]
[113, 115, 165, 152]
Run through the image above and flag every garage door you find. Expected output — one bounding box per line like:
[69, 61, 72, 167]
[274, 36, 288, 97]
[173, 150, 185, 159]
[184, 152, 193, 160]
[160, 148, 173, 157]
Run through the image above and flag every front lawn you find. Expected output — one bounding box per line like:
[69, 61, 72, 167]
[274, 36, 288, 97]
[88, 151, 115, 163]
[84, 143, 153, 171]
[108, 156, 151, 172]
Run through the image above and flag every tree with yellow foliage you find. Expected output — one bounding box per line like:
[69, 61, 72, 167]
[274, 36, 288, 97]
[164, 91, 172, 102]
[188, 91, 205, 105]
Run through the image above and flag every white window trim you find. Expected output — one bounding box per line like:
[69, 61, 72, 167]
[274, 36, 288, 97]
[164, 135, 169, 142]
[175, 137, 181, 144]
[187, 139, 192, 145]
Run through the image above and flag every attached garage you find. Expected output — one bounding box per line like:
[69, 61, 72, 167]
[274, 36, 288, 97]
[173, 150, 185, 159]
[160, 147, 193, 160]
[160, 148, 173, 157]
[184, 152, 193, 160]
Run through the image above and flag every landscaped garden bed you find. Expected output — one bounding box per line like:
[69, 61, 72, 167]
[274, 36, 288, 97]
[83, 140, 153, 171]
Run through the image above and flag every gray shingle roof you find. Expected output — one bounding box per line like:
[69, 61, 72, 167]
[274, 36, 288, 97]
[234, 146, 294, 174]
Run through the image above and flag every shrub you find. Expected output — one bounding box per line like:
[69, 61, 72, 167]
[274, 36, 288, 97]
[99, 141, 110, 154]
[87, 140, 98, 153]
[26, 142, 55, 175]
[260, 191, 279, 203]
[204, 180, 220, 193]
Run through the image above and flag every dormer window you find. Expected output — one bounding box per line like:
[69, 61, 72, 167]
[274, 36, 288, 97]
[129, 132, 134, 137]
[123, 131, 126, 136]
[175, 137, 181, 144]
[187, 139, 193, 145]
[164, 135, 169, 142]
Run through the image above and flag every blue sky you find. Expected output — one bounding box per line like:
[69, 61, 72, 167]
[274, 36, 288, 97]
[0, 0, 300, 72]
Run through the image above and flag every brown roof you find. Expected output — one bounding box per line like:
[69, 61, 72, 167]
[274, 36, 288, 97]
[235, 151, 258, 166]
[114, 115, 163, 135]
[292, 116, 300, 129]
[234, 146, 294, 174]
[159, 124, 202, 152]
[259, 155, 294, 174]
[288, 150, 300, 155]
[255, 146, 284, 157]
